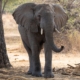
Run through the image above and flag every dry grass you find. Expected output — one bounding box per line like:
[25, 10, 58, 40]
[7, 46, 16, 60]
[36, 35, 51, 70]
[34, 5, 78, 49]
[67, 30, 80, 51]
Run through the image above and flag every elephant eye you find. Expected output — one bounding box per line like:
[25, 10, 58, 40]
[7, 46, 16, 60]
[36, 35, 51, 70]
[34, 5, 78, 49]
[37, 15, 41, 21]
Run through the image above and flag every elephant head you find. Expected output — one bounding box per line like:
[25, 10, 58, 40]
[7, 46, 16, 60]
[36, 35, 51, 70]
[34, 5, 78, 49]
[13, 3, 68, 52]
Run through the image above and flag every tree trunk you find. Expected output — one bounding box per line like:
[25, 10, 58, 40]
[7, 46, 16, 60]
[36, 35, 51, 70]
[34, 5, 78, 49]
[0, 0, 11, 68]
[2, 0, 8, 13]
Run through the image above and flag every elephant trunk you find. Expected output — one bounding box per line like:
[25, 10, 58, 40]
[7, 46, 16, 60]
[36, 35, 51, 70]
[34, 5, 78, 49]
[45, 28, 64, 52]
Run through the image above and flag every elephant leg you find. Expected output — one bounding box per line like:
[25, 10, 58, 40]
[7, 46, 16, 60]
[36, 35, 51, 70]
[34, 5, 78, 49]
[18, 26, 33, 75]
[22, 40, 33, 75]
[44, 42, 54, 78]
[27, 32, 42, 77]
[31, 45, 42, 77]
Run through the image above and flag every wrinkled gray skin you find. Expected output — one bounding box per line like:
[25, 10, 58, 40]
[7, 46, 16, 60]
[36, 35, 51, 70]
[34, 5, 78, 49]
[13, 3, 68, 78]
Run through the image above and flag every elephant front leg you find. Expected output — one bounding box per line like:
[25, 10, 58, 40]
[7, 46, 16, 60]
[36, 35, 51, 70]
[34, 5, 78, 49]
[32, 45, 42, 77]
[18, 26, 34, 75]
[21, 40, 33, 75]
[44, 43, 54, 78]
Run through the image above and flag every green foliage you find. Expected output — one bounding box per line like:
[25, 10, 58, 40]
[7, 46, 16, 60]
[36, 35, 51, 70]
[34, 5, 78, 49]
[2, 0, 33, 13]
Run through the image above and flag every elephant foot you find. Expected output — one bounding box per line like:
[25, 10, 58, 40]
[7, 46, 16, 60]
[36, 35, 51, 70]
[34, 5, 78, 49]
[32, 71, 42, 77]
[44, 72, 54, 78]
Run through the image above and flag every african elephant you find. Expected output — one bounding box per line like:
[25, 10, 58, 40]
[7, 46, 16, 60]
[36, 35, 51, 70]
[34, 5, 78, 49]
[12, 3, 68, 78]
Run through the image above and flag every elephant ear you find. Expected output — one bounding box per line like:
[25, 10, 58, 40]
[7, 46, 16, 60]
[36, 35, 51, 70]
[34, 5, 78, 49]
[12, 3, 38, 32]
[52, 4, 68, 30]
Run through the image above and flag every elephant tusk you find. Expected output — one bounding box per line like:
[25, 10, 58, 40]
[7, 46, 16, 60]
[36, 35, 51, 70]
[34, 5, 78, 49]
[55, 28, 60, 33]
[41, 28, 43, 35]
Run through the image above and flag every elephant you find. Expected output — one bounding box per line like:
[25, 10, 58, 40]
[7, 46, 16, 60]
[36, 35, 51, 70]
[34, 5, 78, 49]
[12, 3, 68, 78]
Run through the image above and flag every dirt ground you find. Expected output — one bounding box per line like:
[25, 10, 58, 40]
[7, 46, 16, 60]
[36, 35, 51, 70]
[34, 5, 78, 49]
[1, 13, 80, 80]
